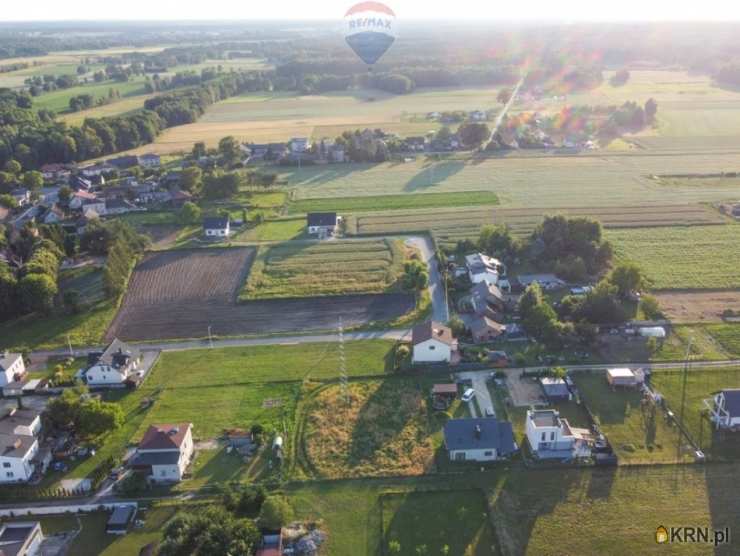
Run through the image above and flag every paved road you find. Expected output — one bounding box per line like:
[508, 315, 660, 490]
[457, 370, 496, 418]
[406, 236, 449, 323]
[487, 73, 526, 146]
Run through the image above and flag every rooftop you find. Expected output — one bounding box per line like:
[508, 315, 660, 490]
[130, 451, 180, 466]
[203, 215, 230, 229]
[721, 389, 740, 417]
[607, 368, 635, 378]
[443, 418, 516, 454]
[412, 321, 455, 346]
[0, 433, 36, 458]
[529, 409, 560, 428]
[307, 212, 338, 227]
[139, 423, 192, 451]
[0, 352, 22, 372]
[0, 522, 41, 556]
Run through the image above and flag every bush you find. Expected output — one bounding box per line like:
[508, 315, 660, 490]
[258, 495, 294, 530]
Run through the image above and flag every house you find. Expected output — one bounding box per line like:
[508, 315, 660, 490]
[105, 198, 136, 215]
[469, 316, 505, 343]
[130, 423, 194, 482]
[289, 137, 311, 153]
[82, 339, 141, 387]
[0, 352, 26, 387]
[470, 110, 487, 121]
[107, 504, 137, 535]
[0, 433, 39, 483]
[540, 377, 571, 401]
[40, 205, 65, 225]
[465, 253, 506, 286]
[256, 531, 283, 556]
[40, 163, 73, 181]
[706, 389, 740, 430]
[0, 521, 44, 555]
[38, 187, 60, 205]
[469, 281, 507, 317]
[70, 175, 93, 191]
[108, 155, 140, 169]
[203, 215, 230, 238]
[526, 409, 593, 460]
[10, 188, 31, 208]
[0, 409, 42, 438]
[328, 144, 346, 163]
[606, 368, 643, 389]
[80, 162, 114, 178]
[168, 189, 192, 208]
[306, 212, 339, 237]
[139, 153, 161, 168]
[443, 418, 516, 462]
[68, 189, 98, 209]
[405, 136, 427, 152]
[411, 321, 457, 364]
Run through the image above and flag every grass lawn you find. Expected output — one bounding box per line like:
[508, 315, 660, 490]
[651, 366, 740, 460]
[119, 211, 179, 226]
[233, 217, 305, 242]
[607, 224, 740, 290]
[287, 190, 499, 215]
[381, 490, 498, 556]
[240, 239, 405, 300]
[33, 77, 149, 114]
[300, 377, 444, 479]
[574, 372, 691, 464]
[176, 447, 254, 489]
[59, 266, 105, 305]
[706, 324, 740, 357]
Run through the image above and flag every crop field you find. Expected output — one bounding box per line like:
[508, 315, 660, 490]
[705, 324, 740, 357]
[608, 224, 740, 290]
[128, 87, 505, 152]
[381, 490, 498, 556]
[277, 154, 740, 209]
[351, 204, 724, 245]
[241, 239, 405, 300]
[107, 247, 413, 341]
[58, 94, 157, 124]
[574, 372, 690, 464]
[287, 190, 499, 215]
[301, 380, 438, 479]
[652, 367, 740, 460]
[654, 291, 740, 322]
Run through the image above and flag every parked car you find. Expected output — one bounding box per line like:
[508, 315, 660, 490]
[461, 388, 476, 402]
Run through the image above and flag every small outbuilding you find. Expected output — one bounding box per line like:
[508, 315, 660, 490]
[540, 377, 571, 401]
[606, 368, 642, 389]
[107, 504, 137, 535]
[203, 216, 230, 238]
[306, 212, 339, 237]
[431, 383, 458, 409]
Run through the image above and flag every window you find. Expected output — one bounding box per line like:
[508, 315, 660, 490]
[541, 432, 545, 441]
[550, 432, 555, 441]
[429, 345, 436, 350]
[2, 462, 10, 468]
[5, 472, 13, 478]
[484, 451, 493, 456]
[160, 470, 166, 477]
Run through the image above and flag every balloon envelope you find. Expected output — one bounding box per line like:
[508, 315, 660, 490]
[344, 2, 396, 66]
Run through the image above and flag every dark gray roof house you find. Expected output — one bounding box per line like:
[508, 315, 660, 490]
[87, 339, 140, 372]
[306, 212, 338, 228]
[443, 418, 516, 461]
[203, 216, 230, 231]
[720, 389, 740, 417]
[107, 504, 137, 534]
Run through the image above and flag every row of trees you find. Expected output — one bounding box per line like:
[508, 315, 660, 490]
[44, 386, 124, 438]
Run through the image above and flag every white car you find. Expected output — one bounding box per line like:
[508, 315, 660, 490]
[461, 388, 475, 402]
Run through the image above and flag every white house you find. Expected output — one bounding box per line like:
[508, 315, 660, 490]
[443, 418, 516, 462]
[82, 339, 141, 387]
[0, 352, 26, 387]
[526, 409, 593, 460]
[10, 188, 31, 208]
[289, 137, 311, 153]
[411, 321, 457, 364]
[0, 409, 42, 438]
[68, 190, 98, 209]
[0, 434, 39, 483]
[139, 153, 161, 168]
[104, 199, 136, 215]
[465, 253, 506, 286]
[203, 216, 230, 238]
[705, 389, 740, 430]
[0, 521, 44, 555]
[306, 212, 339, 237]
[130, 423, 194, 482]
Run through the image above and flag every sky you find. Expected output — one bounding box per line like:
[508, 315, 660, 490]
[1, 0, 738, 22]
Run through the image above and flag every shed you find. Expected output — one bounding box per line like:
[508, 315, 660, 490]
[639, 327, 666, 338]
[606, 368, 640, 388]
[106, 504, 136, 534]
[541, 377, 571, 401]
[432, 383, 458, 398]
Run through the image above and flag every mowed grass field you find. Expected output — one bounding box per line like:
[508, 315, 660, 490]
[651, 367, 740, 460]
[608, 224, 740, 290]
[32, 76, 150, 113]
[124, 87, 503, 152]
[277, 154, 740, 209]
[240, 239, 406, 300]
[287, 190, 499, 215]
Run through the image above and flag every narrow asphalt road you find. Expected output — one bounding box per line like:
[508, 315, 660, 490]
[406, 235, 449, 323]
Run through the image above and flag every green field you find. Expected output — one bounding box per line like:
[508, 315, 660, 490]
[240, 238, 405, 300]
[287, 190, 499, 215]
[652, 367, 740, 460]
[58, 266, 106, 305]
[706, 324, 740, 356]
[608, 224, 740, 290]
[574, 372, 690, 463]
[32, 76, 149, 113]
[381, 490, 498, 556]
[234, 217, 305, 241]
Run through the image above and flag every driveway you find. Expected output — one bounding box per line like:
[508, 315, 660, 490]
[405, 236, 449, 323]
[457, 370, 496, 418]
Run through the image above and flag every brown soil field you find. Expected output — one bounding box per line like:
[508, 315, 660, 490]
[654, 290, 740, 323]
[106, 248, 413, 341]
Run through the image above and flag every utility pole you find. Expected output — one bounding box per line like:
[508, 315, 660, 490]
[208, 325, 213, 349]
[676, 337, 693, 461]
[338, 317, 349, 406]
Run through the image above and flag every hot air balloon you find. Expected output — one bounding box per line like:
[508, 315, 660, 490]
[344, 2, 396, 69]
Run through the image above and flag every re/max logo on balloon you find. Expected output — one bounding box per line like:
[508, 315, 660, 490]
[347, 18, 393, 30]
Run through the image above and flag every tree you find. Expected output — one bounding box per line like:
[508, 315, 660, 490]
[0, 194, 18, 209]
[218, 136, 242, 167]
[577, 280, 627, 324]
[402, 260, 429, 291]
[448, 315, 466, 338]
[645, 98, 658, 123]
[180, 166, 203, 194]
[478, 224, 518, 259]
[22, 171, 44, 190]
[58, 186, 72, 205]
[76, 399, 124, 437]
[178, 202, 201, 225]
[550, 366, 567, 380]
[497, 88, 512, 104]
[610, 69, 630, 87]
[258, 496, 294, 530]
[609, 263, 645, 299]
[159, 507, 260, 556]
[458, 122, 490, 147]
[19, 272, 57, 313]
[192, 141, 207, 159]
[640, 294, 663, 320]
[435, 126, 453, 141]
[45, 388, 84, 430]
[203, 171, 241, 200]
[4, 160, 21, 175]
